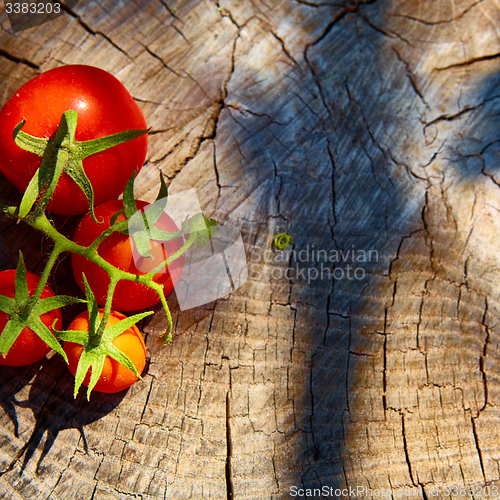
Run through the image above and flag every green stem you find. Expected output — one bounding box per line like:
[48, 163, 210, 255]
[143, 280, 173, 343]
[146, 233, 199, 342]
[157, 286, 173, 344]
[2, 195, 206, 344]
[87, 218, 130, 252]
[95, 277, 119, 340]
[5, 206, 191, 288]
[29, 242, 64, 305]
[27, 212, 150, 287]
[5, 205, 184, 339]
[145, 232, 197, 279]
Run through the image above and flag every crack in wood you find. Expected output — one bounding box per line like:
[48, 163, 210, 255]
[270, 29, 299, 67]
[158, 0, 182, 22]
[214, 0, 242, 29]
[0, 48, 39, 70]
[294, 0, 344, 7]
[392, 48, 430, 109]
[391, 0, 487, 27]
[400, 412, 417, 486]
[225, 384, 234, 500]
[479, 297, 489, 413]
[358, 10, 411, 45]
[58, 3, 132, 59]
[435, 51, 500, 71]
[470, 415, 487, 482]
[141, 44, 184, 78]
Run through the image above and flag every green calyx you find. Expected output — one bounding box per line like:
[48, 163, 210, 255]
[14, 109, 149, 222]
[0, 252, 85, 363]
[109, 170, 217, 260]
[121, 170, 172, 258]
[54, 275, 152, 400]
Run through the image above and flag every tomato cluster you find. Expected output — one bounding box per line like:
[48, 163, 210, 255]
[0, 65, 186, 396]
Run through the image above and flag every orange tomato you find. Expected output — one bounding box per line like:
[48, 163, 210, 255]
[64, 309, 147, 393]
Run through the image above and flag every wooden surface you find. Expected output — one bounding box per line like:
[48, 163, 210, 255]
[0, 0, 500, 498]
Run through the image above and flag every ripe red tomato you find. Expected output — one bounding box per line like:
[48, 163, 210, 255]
[0, 270, 61, 366]
[64, 309, 147, 394]
[72, 199, 185, 311]
[0, 65, 148, 215]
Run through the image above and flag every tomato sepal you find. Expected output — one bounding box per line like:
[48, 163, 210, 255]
[55, 309, 152, 399]
[32, 294, 86, 316]
[125, 168, 169, 229]
[26, 315, 68, 362]
[84, 274, 100, 343]
[109, 209, 126, 228]
[12, 118, 48, 156]
[55, 329, 88, 345]
[122, 172, 152, 258]
[17, 110, 76, 220]
[183, 213, 217, 248]
[122, 170, 140, 221]
[14, 252, 30, 305]
[78, 128, 150, 158]
[54, 274, 152, 399]
[0, 294, 15, 314]
[13, 109, 149, 223]
[121, 170, 191, 259]
[0, 252, 84, 362]
[0, 318, 24, 358]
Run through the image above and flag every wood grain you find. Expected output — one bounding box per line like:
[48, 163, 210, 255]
[0, 0, 499, 498]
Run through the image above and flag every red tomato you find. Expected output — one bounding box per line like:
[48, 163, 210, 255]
[64, 309, 147, 393]
[72, 199, 185, 311]
[0, 270, 61, 366]
[0, 65, 148, 215]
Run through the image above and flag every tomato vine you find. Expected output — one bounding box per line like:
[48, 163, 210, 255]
[0, 72, 216, 398]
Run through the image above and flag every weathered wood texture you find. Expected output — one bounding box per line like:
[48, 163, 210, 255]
[0, 0, 499, 498]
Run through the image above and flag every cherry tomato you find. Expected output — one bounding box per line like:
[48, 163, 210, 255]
[0, 65, 148, 215]
[71, 199, 185, 311]
[0, 270, 61, 366]
[64, 309, 147, 394]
